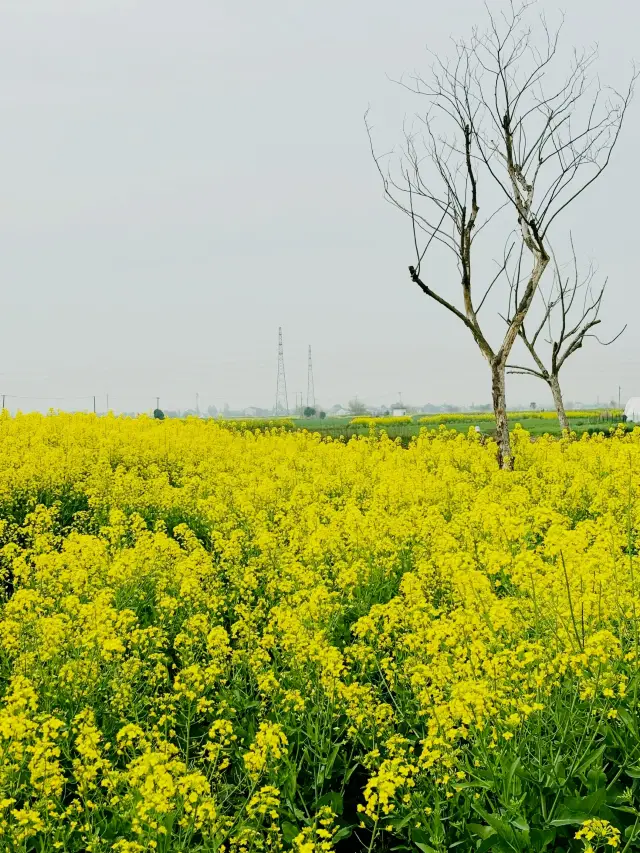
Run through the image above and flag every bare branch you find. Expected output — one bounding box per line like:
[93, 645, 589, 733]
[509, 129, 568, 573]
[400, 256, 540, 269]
[509, 235, 625, 381]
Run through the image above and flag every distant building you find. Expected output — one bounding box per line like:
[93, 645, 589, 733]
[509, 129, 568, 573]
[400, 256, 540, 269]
[243, 407, 261, 417]
[391, 407, 407, 417]
[624, 398, 640, 422]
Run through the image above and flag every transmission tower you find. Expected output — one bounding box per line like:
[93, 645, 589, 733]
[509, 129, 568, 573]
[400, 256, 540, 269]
[306, 346, 315, 410]
[275, 327, 289, 416]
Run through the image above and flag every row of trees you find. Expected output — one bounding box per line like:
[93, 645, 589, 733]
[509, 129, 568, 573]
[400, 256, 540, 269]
[370, 2, 635, 467]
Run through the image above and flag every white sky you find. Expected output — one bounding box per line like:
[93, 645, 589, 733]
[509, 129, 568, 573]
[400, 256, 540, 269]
[0, 0, 637, 412]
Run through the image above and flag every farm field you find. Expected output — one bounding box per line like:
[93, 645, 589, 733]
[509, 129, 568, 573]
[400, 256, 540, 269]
[1, 414, 640, 851]
[292, 411, 623, 441]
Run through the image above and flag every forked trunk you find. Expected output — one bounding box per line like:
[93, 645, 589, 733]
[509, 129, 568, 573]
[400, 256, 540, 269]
[549, 373, 569, 433]
[491, 360, 512, 470]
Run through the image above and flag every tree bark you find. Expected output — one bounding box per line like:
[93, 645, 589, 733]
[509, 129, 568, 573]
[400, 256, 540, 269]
[549, 373, 570, 433]
[491, 360, 512, 470]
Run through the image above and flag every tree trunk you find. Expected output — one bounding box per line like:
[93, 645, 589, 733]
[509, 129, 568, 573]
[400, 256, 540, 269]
[491, 360, 512, 469]
[549, 373, 570, 433]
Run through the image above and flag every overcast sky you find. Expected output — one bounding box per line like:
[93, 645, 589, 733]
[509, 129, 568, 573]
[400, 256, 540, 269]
[0, 0, 637, 413]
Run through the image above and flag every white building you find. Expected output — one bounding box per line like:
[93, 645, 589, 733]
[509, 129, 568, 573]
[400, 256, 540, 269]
[624, 398, 640, 422]
[391, 407, 407, 417]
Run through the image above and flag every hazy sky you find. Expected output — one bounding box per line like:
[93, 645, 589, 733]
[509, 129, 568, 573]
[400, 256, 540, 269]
[0, 0, 638, 413]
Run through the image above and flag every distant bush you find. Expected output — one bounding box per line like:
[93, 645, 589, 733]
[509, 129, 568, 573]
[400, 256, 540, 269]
[153, 408, 165, 420]
[419, 409, 623, 425]
[319, 411, 326, 420]
[220, 418, 296, 432]
[582, 423, 633, 438]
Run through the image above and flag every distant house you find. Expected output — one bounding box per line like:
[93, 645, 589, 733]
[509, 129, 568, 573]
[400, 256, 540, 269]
[243, 407, 261, 417]
[391, 407, 407, 417]
[624, 398, 640, 422]
[333, 407, 350, 417]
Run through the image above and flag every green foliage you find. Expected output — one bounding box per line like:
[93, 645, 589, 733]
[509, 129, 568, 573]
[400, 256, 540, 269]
[221, 418, 296, 432]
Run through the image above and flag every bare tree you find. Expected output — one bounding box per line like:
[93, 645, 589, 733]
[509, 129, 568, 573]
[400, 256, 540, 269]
[368, 1, 634, 467]
[506, 237, 626, 430]
[348, 398, 368, 415]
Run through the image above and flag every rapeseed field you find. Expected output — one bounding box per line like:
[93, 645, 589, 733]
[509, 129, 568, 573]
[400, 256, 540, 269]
[1, 413, 639, 852]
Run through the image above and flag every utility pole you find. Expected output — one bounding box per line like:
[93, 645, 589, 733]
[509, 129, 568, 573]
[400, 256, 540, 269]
[106, 393, 109, 412]
[306, 346, 315, 410]
[619, 386, 621, 408]
[93, 395, 96, 414]
[275, 327, 289, 416]
[2, 395, 5, 411]
[196, 393, 200, 416]
[156, 396, 160, 411]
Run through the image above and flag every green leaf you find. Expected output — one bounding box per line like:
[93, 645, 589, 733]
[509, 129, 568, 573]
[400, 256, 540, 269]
[314, 791, 343, 816]
[332, 825, 354, 843]
[609, 805, 638, 815]
[344, 763, 359, 783]
[549, 815, 584, 827]
[414, 844, 437, 853]
[506, 756, 522, 795]
[472, 805, 515, 840]
[625, 822, 640, 841]
[410, 827, 432, 844]
[617, 708, 637, 734]
[551, 758, 567, 785]
[468, 822, 496, 840]
[550, 788, 607, 826]
[281, 822, 300, 844]
[586, 768, 607, 791]
[290, 806, 306, 822]
[283, 766, 297, 802]
[576, 744, 606, 777]
[530, 827, 556, 849]
[387, 813, 413, 831]
[323, 742, 343, 779]
[625, 765, 640, 778]
[475, 836, 503, 853]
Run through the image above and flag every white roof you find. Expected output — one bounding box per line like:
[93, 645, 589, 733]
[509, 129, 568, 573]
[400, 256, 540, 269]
[624, 398, 640, 421]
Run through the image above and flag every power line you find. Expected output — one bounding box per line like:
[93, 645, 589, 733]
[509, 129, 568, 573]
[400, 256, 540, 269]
[0, 394, 96, 401]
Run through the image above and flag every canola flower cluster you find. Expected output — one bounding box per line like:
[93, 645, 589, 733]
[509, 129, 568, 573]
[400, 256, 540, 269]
[1, 413, 640, 852]
[216, 418, 296, 432]
[349, 417, 413, 426]
[419, 409, 622, 424]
